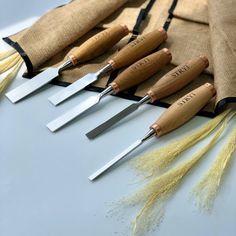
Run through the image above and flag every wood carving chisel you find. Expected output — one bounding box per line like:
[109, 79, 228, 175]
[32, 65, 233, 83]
[89, 83, 216, 181]
[5, 25, 129, 103]
[47, 49, 172, 132]
[86, 56, 209, 139]
[48, 28, 167, 106]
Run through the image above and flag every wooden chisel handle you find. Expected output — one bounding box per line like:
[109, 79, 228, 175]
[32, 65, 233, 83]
[109, 28, 168, 69]
[69, 25, 129, 65]
[147, 56, 209, 102]
[151, 83, 216, 137]
[110, 48, 172, 94]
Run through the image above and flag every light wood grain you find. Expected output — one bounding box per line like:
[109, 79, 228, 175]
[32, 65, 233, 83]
[147, 56, 209, 102]
[110, 48, 172, 93]
[69, 25, 129, 64]
[151, 83, 216, 136]
[109, 28, 167, 69]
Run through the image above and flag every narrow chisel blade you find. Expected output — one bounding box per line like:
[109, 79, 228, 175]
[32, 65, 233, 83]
[89, 140, 142, 181]
[5, 68, 59, 103]
[48, 73, 98, 106]
[86, 103, 139, 139]
[47, 96, 100, 132]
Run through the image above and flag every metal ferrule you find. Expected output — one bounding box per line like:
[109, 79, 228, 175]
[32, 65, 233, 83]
[95, 64, 113, 78]
[141, 129, 156, 142]
[99, 86, 114, 99]
[110, 82, 120, 94]
[146, 90, 158, 103]
[58, 59, 74, 72]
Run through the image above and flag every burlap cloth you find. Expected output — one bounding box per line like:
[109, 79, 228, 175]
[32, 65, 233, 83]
[208, 0, 236, 112]
[3, 0, 236, 116]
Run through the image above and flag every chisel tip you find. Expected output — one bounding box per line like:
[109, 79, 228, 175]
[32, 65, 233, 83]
[5, 92, 19, 104]
[46, 122, 58, 132]
[48, 98, 60, 106]
[88, 175, 96, 181]
[85, 132, 96, 140]
[88, 168, 106, 181]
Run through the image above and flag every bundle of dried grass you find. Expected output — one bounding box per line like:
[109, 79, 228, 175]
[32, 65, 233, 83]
[133, 110, 231, 176]
[0, 49, 16, 61]
[0, 50, 23, 96]
[193, 127, 236, 211]
[0, 60, 23, 95]
[124, 112, 235, 235]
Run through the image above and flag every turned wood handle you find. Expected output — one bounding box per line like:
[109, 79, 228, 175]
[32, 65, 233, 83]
[110, 48, 172, 94]
[69, 25, 129, 65]
[151, 83, 216, 137]
[147, 56, 209, 102]
[109, 28, 168, 69]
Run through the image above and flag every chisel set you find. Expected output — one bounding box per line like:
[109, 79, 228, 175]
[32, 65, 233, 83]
[5, 25, 215, 180]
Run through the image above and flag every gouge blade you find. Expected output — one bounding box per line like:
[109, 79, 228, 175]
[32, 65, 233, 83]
[86, 103, 139, 139]
[89, 140, 142, 181]
[5, 68, 59, 103]
[48, 73, 98, 106]
[47, 86, 113, 132]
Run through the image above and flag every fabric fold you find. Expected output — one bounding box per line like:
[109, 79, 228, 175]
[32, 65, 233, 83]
[208, 0, 236, 112]
[3, 0, 128, 75]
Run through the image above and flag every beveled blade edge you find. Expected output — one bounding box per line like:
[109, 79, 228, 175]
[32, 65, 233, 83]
[5, 68, 59, 103]
[88, 140, 142, 181]
[48, 73, 98, 106]
[86, 103, 139, 139]
[47, 96, 100, 132]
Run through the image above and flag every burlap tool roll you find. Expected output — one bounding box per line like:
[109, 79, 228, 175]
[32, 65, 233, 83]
[108, 0, 215, 115]
[208, 0, 236, 112]
[35, 0, 149, 89]
[3, 0, 217, 116]
[4, 0, 147, 86]
[102, 0, 215, 115]
[3, 0, 129, 76]
[173, 0, 208, 24]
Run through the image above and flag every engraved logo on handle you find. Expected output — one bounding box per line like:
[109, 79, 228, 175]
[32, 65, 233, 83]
[92, 30, 110, 42]
[177, 92, 196, 106]
[129, 36, 147, 47]
[131, 58, 150, 72]
[171, 64, 190, 78]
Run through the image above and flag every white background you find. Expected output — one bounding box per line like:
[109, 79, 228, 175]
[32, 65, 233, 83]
[0, 1, 236, 236]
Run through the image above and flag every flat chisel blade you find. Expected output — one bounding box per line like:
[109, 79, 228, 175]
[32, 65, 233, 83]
[48, 73, 98, 106]
[86, 103, 139, 139]
[47, 96, 100, 132]
[89, 140, 142, 181]
[6, 68, 59, 103]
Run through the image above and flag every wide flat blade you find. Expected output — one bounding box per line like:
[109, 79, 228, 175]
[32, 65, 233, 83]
[89, 140, 142, 181]
[47, 96, 100, 132]
[5, 68, 59, 103]
[48, 73, 98, 106]
[86, 103, 139, 139]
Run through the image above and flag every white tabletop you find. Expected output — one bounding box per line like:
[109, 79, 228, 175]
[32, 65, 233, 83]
[0, 1, 236, 236]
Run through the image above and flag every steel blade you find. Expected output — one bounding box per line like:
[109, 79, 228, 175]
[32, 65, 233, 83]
[86, 103, 139, 139]
[89, 140, 142, 181]
[48, 73, 98, 106]
[5, 68, 59, 103]
[47, 96, 100, 132]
